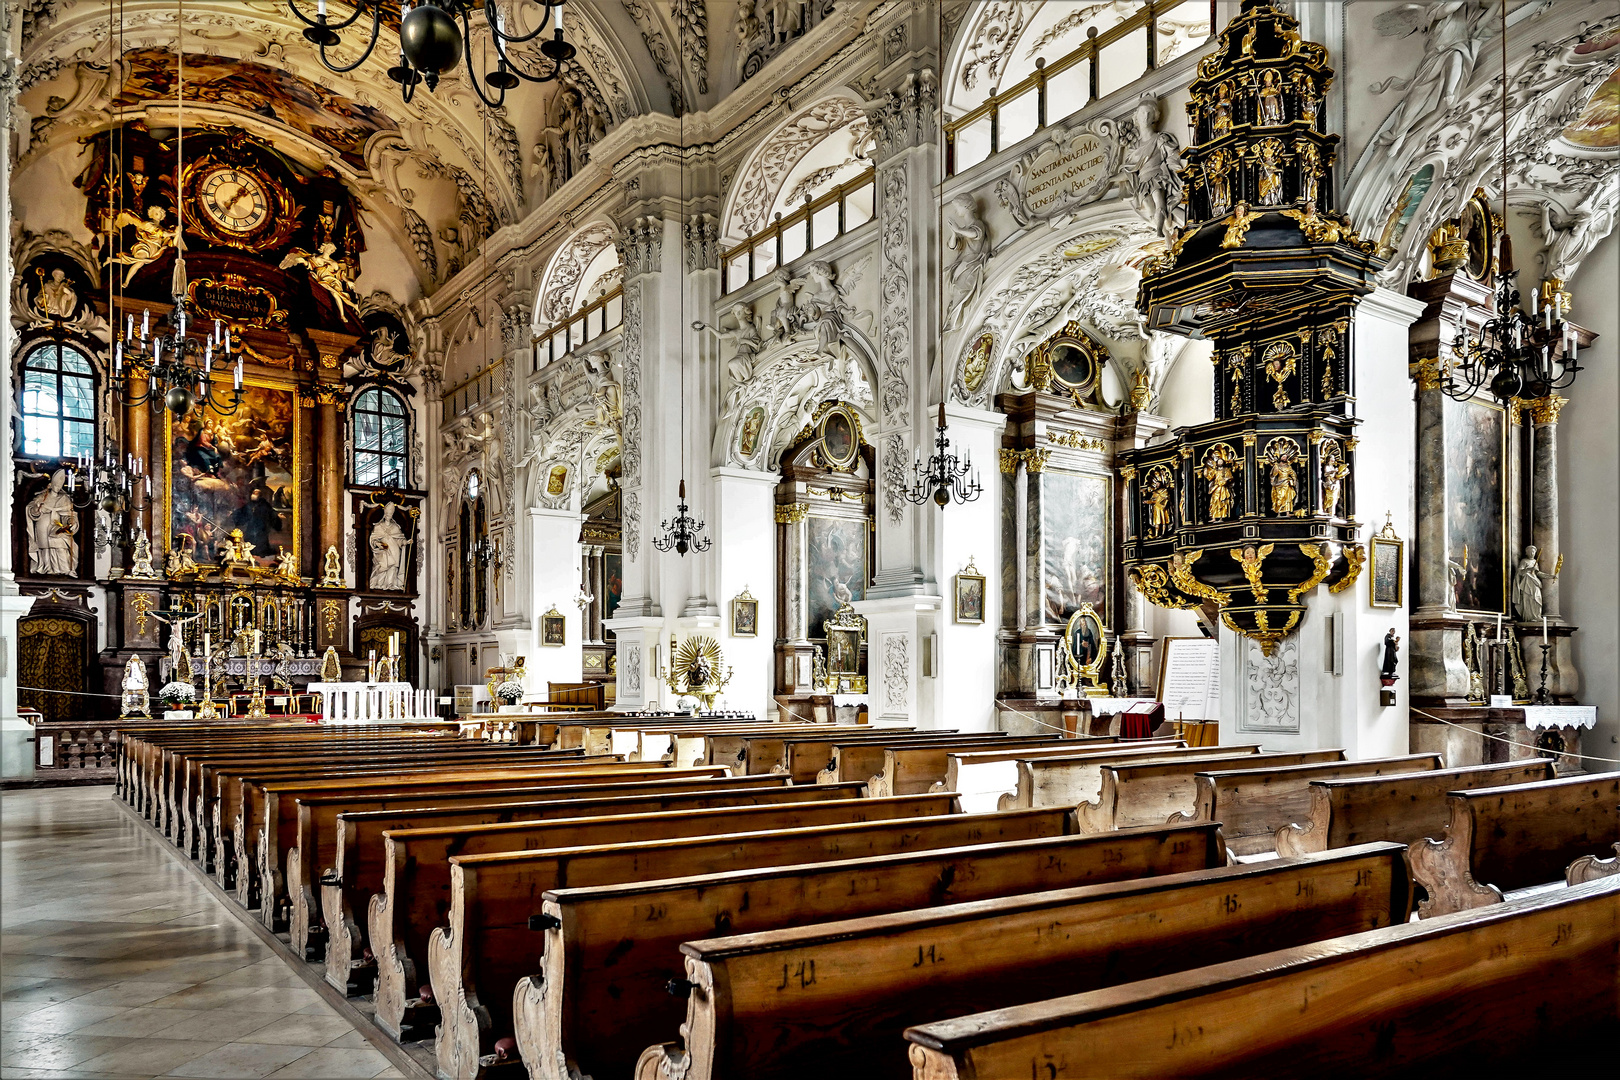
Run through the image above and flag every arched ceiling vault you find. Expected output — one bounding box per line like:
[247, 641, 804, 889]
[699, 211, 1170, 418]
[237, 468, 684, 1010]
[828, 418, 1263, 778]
[15, 0, 665, 297]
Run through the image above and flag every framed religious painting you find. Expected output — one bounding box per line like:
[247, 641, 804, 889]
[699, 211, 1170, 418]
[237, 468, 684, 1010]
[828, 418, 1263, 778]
[1062, 604, 1108, 690]
[163, 381, 298, 567]
[1442, 396, 1506, 614]
[540, 607, 567, 646]
[1370, 518, 1405, 609]
[730, 587, 759, 638]
[814, 403, 862, 472]
[1041, 469, 1111, 628]
[953, 559, 986, 624]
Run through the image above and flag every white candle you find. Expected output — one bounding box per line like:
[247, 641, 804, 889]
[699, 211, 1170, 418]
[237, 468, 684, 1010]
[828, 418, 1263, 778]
[1495, 613, 1502, 641]
[1542, 616, 1548, 646]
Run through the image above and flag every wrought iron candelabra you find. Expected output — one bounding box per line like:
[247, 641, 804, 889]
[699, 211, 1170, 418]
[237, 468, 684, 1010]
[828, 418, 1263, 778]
[116, 294, 246, 417]
[653, 480, 712, 556]
[1534, 642, 1553, 706]
[1445, 271, 1581, 404]
[906, 403, 982, 507]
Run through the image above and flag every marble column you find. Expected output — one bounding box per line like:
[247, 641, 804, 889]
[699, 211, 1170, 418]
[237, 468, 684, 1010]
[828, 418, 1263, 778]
[124, 366, 153, 538]
[1525, 395, 1566, 619]
[0, 58, 37, 774]
[314, 384, 345, 572]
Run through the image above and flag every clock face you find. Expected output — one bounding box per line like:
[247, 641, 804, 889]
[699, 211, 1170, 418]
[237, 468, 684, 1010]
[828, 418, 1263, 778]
[199, 169, 269, 234]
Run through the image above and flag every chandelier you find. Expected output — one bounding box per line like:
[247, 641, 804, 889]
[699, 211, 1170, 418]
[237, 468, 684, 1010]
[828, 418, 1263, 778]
[1445, 273, 1580, 402]
[117, 302, 246, 417]
[1443, 0, 1582, 405]
[653, 479, 711, 556]
[905, 403, 982, 507]
[62, 450, 148, 551]
[290, 0, 575, 106]
[113, 0, 246, 419]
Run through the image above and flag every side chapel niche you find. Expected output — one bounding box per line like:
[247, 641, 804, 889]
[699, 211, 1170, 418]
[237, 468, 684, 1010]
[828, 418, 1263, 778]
[773, 402, 874, 717]
[579, 475, 623, 693]
[997, 323, 1167, 708]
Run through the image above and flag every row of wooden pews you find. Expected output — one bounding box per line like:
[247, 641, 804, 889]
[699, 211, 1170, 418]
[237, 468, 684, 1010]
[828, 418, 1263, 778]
[113, 720, 1619, 1080]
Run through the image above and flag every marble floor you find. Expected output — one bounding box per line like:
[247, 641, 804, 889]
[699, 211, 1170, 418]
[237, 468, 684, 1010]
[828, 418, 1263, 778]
[1, 786, 405, 1079]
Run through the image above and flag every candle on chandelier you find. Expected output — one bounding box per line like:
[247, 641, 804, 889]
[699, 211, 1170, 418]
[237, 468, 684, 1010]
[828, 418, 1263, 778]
[205, 342, 213, 371]
[144, 474, 151, 496]
[65, 469, 74, 492]
[114, 341, 123, 374]
[141, 310, 149, 338]
[317, 0, 326, 15]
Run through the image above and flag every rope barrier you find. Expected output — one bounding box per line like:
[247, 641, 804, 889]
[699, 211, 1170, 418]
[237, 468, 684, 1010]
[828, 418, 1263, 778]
[1409, 706, 1617, 766]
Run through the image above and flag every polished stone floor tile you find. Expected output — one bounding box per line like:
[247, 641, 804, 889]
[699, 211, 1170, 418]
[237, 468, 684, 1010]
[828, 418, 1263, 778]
[2, 788, 409, 1079]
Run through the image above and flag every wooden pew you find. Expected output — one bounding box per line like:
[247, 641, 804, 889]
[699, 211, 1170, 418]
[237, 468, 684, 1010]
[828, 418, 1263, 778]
[1567, 844, 1620, 884]
[632, 723, 829, 769]
[869, 737, 1144, 799]
[817, 735, 1070, 788]
[1075, 750, 1344, 832]
[639, 843, 1411, 1080]
[186, 743, 574, 861]
[1408, 772, 1620, 917]
[999, 745, 1268, 810]
[903, 875, 1620, 1080]
[775, 732, 970, 785]
[733, 727, 927, 777]
[289, 776, 845, 962]
[515, 822, 1226, 1080]
[319, 775, 798, 991]
[234, 762, 670, 917]
[1276, 760, 1556, 858]
[431, 806, 1072, 1080]
[374, 794, 962, 1042]
[1182, 753, 1445, 856]
[939, 739, 1183, 811]
[557, 717, 762, 757]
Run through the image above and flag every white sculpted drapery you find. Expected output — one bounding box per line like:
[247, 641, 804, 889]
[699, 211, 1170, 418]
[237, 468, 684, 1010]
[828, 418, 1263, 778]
[26, 470, 79, 576]
[368, 504, 410, 591]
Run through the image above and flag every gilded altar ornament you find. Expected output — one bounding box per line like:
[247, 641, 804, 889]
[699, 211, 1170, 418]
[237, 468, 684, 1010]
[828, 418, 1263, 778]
[1288, 543, 1336, 604]
[1293, 71, 1318, 123]
[1129, 563, 1200, 609]
[1221, 203, 1264, 249]
[1254, 139, 1286, 206]
[132, 592, 155, 636]
[1329, 542, 1365, 594]
[1318, 325, 1340, 397]
[128, 528, 160, 579]
[1320, 440, 1349, 517]
[962, 333, 993, 393]
[1142, 467, 1176, 537]
[1130, 369, 1152, 411]
[121, 656, 151, 718]
[1257, 69, 1285, 126]
[1232, 543, 1275, 603]
[1206, 151, 1233, 217]
[1538, 278, 1572, 317]
[320, 645, 343, 683]
[1212, 82, 1234, 136]
[1226, 349, 1248, 413]
[665, 635, 733, 711]
[1262, 341, 1297, 409]
[1261, 438, 1302, 514]
[1427, 220, 1468, 276]
[319, 545, 344, 587]
[1199, 444, 1241, 522]
[1295, 141, 1321, 203]
[1168, 551, 1227, 606]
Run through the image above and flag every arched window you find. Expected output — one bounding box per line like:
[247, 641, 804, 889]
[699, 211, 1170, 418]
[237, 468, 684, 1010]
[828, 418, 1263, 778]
[20, 342, 96, 459]
[352, 387, 408, 486]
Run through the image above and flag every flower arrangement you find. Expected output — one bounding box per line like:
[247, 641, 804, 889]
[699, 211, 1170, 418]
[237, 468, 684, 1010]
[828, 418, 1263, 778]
[157, 681, 197, 709]
[494, 680, 525, 705]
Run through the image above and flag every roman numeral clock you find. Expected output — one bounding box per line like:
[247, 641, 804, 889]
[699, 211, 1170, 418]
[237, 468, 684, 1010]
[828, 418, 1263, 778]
[180, 152, 300, 253]
[200, 168, 269, 235]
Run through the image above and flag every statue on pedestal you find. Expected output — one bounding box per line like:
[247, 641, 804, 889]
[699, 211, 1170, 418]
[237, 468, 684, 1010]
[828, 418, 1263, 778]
[319, 545, 344, 587]
[26, 470, 79, 576]
[1512, 545, 1544, 622]
[368, 504, 411, 591]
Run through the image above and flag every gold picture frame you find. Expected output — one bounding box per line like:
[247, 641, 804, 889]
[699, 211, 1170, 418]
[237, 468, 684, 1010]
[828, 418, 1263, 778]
[953, 558, 986, 624]
[1060, 603, 1109, 692]
[730, 586, 759, 638]
[1370, 518, 1405, 609]
[540, 606, 567, 646]
[162, 379, 300, 568]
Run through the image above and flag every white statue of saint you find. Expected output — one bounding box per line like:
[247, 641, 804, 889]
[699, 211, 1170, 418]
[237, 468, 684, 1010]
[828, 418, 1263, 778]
[26, 470, 80, 576]
[1512, 545, 1543, 622]
[368, 503, 410, 591]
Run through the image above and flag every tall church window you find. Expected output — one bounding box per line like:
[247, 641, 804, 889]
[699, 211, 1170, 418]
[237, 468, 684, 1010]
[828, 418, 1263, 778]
[352, 387, 409, 486]
[20, 342, 96, 459]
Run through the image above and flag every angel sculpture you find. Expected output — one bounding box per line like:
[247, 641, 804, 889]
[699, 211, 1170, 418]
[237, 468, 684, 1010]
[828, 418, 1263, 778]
[767, 270, 802, 340]
[104, 205, 175, 286]
[718, 302, 766, 388]
[281, 242, 360, 319]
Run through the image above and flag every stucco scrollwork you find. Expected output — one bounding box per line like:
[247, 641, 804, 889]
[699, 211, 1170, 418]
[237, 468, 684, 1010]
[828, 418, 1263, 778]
[883, 633, 910, 713]
[878, 162, 912, 424]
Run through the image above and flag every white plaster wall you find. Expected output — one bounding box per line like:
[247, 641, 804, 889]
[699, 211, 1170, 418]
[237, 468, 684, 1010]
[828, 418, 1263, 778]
[711, 468, 778, 718]
[933, 405, 1006, 733]
[1560, 228, 1619, 769]
[524, 508, 584, 693]
[11, 143, 94, 241]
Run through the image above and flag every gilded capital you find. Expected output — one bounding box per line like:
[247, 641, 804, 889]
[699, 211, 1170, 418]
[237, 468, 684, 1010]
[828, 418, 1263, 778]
[1521, 394, 1567, 426]
[1023, 448, 1051, 473]
[1408, 357, 1444, 392]
[998, 448, 1021, 474]
[774, 502, 809, 524]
